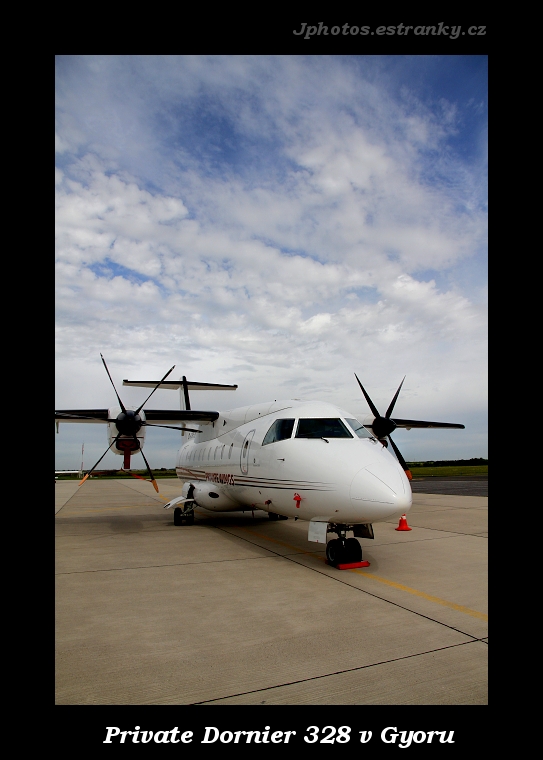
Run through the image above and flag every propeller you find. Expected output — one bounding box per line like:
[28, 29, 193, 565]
[354, 374, 412, 480]
[78, 357, 199, 492]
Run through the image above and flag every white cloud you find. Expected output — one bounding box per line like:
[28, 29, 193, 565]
[55, 56, 487, 467]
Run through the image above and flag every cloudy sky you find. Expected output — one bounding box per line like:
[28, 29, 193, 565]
[55, 55, 487, 470]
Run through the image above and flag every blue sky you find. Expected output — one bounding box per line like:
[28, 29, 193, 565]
[55, 55, 487, 469]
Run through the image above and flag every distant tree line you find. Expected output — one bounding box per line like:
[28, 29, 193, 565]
[406, 458, 488, 467]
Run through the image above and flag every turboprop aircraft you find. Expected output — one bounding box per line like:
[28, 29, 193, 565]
[55, 357, 464, 567]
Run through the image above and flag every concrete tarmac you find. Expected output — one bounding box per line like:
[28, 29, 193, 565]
[55, 478, 487, 705]
[410, 476, 488, 497]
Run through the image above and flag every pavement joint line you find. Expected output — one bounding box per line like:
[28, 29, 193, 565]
[56, 518, 487, 623]
[56, 489, 487, 628]
[222, 527, 486, 637]
[237, 527, 487, 621]
[191, 639, 485, 705]
[349, 570, 488, 621]
[55, 554, 285, 576]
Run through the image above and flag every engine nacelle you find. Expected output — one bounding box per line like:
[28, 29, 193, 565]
[189, 481, 239, 511]
[107, 406, 146, 456]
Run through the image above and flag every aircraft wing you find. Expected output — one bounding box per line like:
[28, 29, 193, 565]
[142, 410, 219, 425]
[55, 409, 219, 425]
[391, 418, 465, 429]
[55, 410, 110, 423]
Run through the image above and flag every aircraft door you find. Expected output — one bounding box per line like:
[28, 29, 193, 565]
[240, 430, 255, 475]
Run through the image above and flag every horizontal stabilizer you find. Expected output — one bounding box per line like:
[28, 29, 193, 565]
[123, 380, 237, 391]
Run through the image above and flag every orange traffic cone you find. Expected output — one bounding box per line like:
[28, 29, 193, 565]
[395, 514, 412, 531]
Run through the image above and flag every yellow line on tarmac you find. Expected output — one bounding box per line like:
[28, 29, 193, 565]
[239, 527, 487, 621]
[351, 570, 488, 620]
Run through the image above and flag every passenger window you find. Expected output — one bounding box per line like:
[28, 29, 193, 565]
[262, 419, 295, 445]
[295, 418, 352, 438]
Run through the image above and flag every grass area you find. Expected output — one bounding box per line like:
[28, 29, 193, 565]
[409, 465, 488, 478]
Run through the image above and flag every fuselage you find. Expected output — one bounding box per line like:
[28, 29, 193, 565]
[175, 400, 412, 524]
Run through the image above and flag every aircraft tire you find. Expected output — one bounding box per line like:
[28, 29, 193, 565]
[185, 511, 194, 525]
[345, 537, 362, 563]
[268, 512, 279, 520]
[326, 539, 345, 566]
[173, 507, 183, 526]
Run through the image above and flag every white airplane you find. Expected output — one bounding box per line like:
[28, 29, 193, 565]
[55, 357, 464, 567]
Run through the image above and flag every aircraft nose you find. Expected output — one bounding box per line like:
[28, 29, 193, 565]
[350, 460, 412, 517]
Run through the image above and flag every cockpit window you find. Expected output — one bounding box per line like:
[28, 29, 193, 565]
[262, 418, 295, 445]
[345, 418, 374, 439]
[295, 418, 353, 439]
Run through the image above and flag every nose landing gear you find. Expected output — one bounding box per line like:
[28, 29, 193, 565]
[326, 524, 367, 568]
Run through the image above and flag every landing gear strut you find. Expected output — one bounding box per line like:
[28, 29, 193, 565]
[325, 524, 363, 566]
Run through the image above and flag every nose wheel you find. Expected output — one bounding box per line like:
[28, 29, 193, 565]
[326, 522, 364, 567]
[326, 537, 362, 566]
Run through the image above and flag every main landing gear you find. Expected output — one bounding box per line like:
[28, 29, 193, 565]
[174, 504, 195, 526]
[326, 524, 363, 567]
[268, 512, 288, 521]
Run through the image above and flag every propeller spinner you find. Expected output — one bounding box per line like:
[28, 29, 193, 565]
[354, 374, 465, 480]
[355, 374, 411, 479]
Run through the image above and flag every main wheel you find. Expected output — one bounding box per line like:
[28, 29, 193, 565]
[173, 507, 183, 526]
[345, 538, 362, 563]
[268, 512, 279, 520]
[326, 539, 346, 566]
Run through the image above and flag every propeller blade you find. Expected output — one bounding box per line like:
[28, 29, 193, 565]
[79, 437, 119, 485]
[385, 376, 405, 419]
[123, 470, 153, 484]
[101, 355, 126, 413]
[135, 365, 176, 415]
[354, 374, 381, 418]
[139, 445, 159, 493]
[388, 435, 412, 480]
